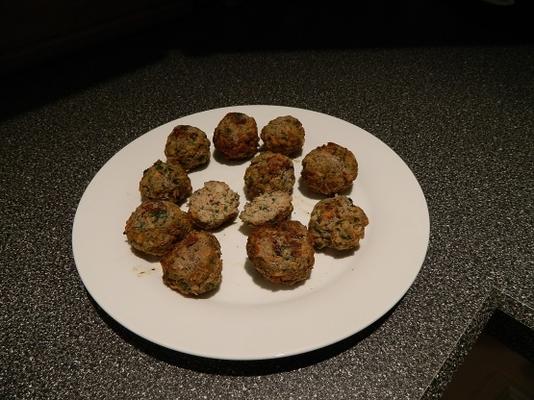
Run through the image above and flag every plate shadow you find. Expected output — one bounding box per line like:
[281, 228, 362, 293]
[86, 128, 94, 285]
[296, 176, 353, 201]
[86, 288, 399, 376]
[212, 149, 254, 166]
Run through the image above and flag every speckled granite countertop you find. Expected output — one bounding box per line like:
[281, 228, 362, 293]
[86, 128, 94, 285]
[1, 44, 533, 399]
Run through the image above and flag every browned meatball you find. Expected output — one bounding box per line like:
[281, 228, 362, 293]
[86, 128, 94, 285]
[301, 142, 358, 195]
[213, 112, 259, 160]
[161, 230, 222, 296]
[308, 196, 368, 250]
[260, 115, 305, 156]
[243, 151, 295, 200]
[139, 160, 192, 204]
[124, 201, 192, 256]
[164, 125, 211, 171]
[246, 221, 315, 285]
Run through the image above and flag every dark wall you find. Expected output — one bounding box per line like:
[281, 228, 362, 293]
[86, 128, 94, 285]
[1, 0, 532, 73]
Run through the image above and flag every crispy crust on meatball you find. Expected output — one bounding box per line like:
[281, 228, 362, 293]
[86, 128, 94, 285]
[240, 191, 293, 226]
[164, 125, 211, 171]
[161, 230, 222, 296]
[139, 160, 192, 204]
[308, 196, 368, 250]
[260, 115, 305, 156]
[244, 151, 295, 200]
[213, 112, 259, 160]
[246, 221, 315, 285]
[124, 200, 192, 256]
[301, 142, 358, 195]
[188, 181, 240, 230]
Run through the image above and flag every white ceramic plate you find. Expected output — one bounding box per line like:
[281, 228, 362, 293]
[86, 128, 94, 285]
[72, 105, 429, 360]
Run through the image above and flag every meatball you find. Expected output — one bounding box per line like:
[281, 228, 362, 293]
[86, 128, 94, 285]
[301, 142, 358, 195]
[161, 230, 222, 296]
[308, 196, 368, 250]
[244, 151, 295, 200]
[246, 221, 315, 285]
[164, 125, 211, 171]
[260, 115, 305, 156]
[124, 200, 192, 256]
[240, 191, 293, 226]
[139, 160, 192, 204]
[213, 112, 259, 160]
[188, 181, 240, 230]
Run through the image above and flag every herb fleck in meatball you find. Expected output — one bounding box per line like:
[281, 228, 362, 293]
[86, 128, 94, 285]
[139, 160, 192, 204]
[240, 191, 293, 226]
[260, 115, 305, 156]
[301, 142, 358, 195]
[124, 200, 192, 256]
[308, 196, 368, 250]
[213, 112, 259, 160]
[161, 230, 222, 296]
[188, 181, 240, 230]
[165, 125, 211, 171]
[246, 221, 315, 286]
[244, 151, 295, 200]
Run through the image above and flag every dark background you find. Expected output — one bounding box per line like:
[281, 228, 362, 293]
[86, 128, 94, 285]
[1, 0, 533, 119]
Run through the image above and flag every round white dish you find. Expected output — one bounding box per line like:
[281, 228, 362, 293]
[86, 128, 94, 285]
[72, 105, 429, 360]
